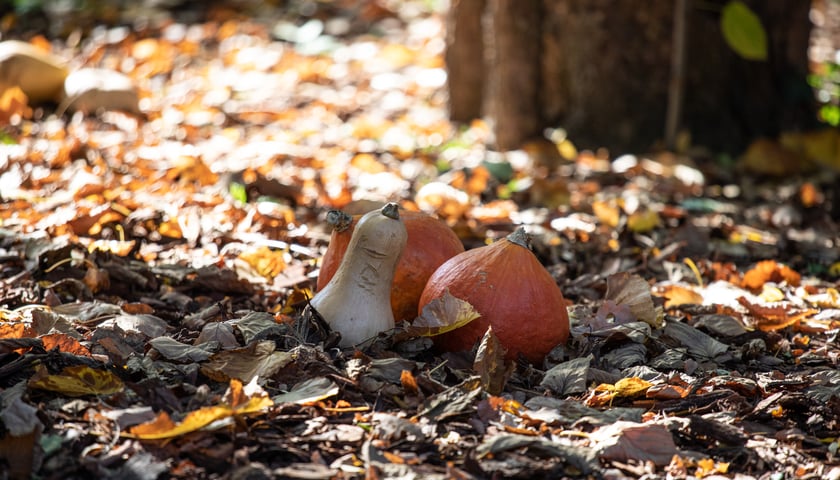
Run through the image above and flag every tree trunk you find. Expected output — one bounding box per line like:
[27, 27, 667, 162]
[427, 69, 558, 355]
[484, 0, 543, 150]
[541, 0, 673, 153]
[445, 0, 486, 122]
[446, 0, 816, 154]
[683, 0, 816, 152]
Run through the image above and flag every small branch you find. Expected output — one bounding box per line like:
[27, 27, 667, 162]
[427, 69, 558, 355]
[665, 0, 689, 150]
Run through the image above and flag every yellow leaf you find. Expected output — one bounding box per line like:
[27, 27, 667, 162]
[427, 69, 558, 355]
[613, 377, 652, 398]
[592, 200, 620, 228]
[28, 365, 124, 397]
[125, 379, 273, 440]
[238, 246, 286, 280]
[125, 406, 230, 440]
[627, 209, 660, 233]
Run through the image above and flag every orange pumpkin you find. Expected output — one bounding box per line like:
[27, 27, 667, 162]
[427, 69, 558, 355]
[318, 208, 465, 323]
[417, 228, 569, 364]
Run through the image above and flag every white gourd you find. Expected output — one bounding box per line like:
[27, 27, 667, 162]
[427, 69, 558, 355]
[310, 203, 407, 346]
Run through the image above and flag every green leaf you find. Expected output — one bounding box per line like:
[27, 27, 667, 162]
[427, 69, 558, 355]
[0, 131, 17, 145]
[721, 1, 768, 61]
[229, 181, 248, 203]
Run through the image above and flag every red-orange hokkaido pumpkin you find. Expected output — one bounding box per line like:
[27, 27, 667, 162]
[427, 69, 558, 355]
[417, 228, 570, 364]
[318, 209, 465, 323]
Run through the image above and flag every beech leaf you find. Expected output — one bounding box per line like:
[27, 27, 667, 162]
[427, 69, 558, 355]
[28, 364, 124, 397]
[409, 290, 481, 337]
[474, 326, 513, 395]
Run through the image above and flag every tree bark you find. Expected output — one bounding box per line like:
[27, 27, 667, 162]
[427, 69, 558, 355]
[445, 0, 486, 122]
[447, 0, 815, 154]
[484, 0, 543, 150]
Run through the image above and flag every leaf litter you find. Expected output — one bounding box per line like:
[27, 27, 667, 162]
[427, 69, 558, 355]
[0, 2, 839, 479]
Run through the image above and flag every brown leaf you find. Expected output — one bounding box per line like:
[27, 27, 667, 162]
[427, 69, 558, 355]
[590, 421, 677, 466]
[409, 290, 481, 337]
[473, 326, 513, 396]
[594, 272, 661, 328]
[200, 340, 293, 382]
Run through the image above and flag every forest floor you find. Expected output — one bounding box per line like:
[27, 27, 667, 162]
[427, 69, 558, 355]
[1, 2, 839, 479]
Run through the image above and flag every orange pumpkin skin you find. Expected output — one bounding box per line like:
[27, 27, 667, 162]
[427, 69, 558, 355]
[417, 230, 570, 364]
[317, 210, 356, 292]
[318, 209, 465, 323]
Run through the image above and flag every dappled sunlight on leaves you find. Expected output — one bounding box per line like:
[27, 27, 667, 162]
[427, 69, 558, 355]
[28, 364, 123, 397]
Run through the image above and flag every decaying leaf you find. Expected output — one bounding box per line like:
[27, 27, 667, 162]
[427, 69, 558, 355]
[125, 379, 272, 440]
[273, 377, 339, 404]
[584, 377, 653, 407]
[652, 283, 705, 309]
[663, 321, 729, 360]
[540, 355, 593, 396]
[28, 364, 124, 396]
[148, 336, 218, 362]
[417, 377, 482, 422]
[476, 433, 598, 474]
[590, 421, 677, 466]
[737, 296, 817, 331]
[474, 326, 513, 395]
[0, 86, 32, 123]
[236, 245, 287, 281]
[200, 340, 293, 382]
[409, 290, 481, 337]
[594, 272, 661, 328]
[40, 333, 91, 357]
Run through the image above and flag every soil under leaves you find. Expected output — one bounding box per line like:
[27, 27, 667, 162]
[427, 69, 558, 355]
[1, 2, 840, 479]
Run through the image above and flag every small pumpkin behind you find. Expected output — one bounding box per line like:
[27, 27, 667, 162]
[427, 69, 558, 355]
[417, 228, 569, 364]
[318, 208, 465, 323]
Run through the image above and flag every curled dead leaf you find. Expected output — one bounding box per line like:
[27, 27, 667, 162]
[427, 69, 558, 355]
[594, 272, 661, 328]
[408, 290, 481, 337]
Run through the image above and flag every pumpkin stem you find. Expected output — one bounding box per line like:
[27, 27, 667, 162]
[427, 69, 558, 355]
[326, 210, 354, 232]
[506, 227, 531, 249]
[381, 202, 401, 220]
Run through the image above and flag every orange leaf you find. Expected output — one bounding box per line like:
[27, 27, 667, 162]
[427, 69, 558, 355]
[400, 370, 419, 396]
[742, 260, 800, 291]
[126, 379, 273, 439]
[40, 333, 91, 357]
[126, 405, 232, 439]
[0, 323, 27, 339]
[122, 303, 155, 315]
[653, 284, 704, 309]
[0, 86, 32, 124]
[737, 296, 817, 332]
